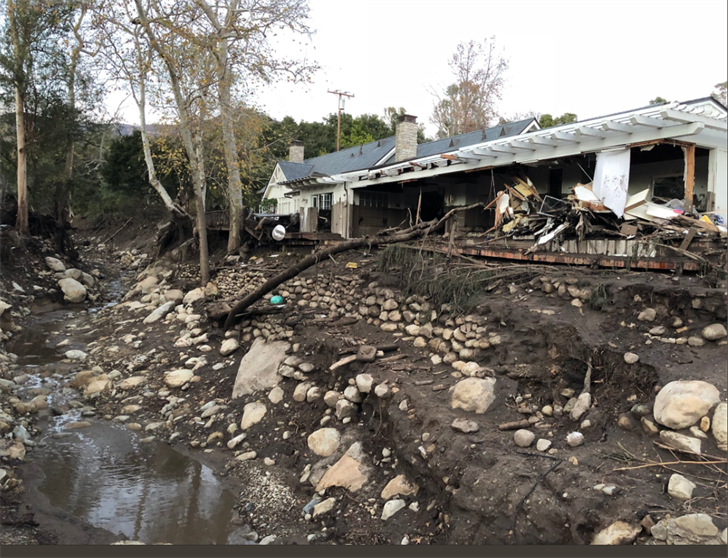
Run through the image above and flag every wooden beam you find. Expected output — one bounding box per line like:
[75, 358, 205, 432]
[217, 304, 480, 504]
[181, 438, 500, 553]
[683, 143, 696, 214]
[489, 144, 520, 154]
[507, 140, 537, 151]
[440, 154, 458, 161]
[630, 115, 664, 128]
[471, 148, 498, 157]
[549, 132, 579, 143]
[575, 126, 606, 138]
[660, 108, 728, 131]
[527, 136, 560, 146]
[601, 121, 633, 133]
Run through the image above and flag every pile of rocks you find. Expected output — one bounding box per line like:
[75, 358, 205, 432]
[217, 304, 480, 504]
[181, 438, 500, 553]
[45, 256, 103, 305]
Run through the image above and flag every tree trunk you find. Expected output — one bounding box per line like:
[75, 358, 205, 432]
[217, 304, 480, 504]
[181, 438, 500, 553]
[14, 86, 28, 235]
[223, 203, 484, 328]
[218, 41, 244, 254]
[135, 0, 210, 285]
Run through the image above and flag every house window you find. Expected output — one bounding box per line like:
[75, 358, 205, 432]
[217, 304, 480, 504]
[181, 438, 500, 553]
[359, 191, 388, 208]
[312, 193, 333, 210]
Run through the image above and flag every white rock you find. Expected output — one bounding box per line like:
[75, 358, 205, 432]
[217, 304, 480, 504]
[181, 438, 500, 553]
[355, 374, 373, 394]
[164, 369, 194, 388]
[514, 429, 535, 447]
[566, 432, 584, 447]
[536, 439, 552, 452]
[143, 301, 176, 324]
[240, 402, 267, 430]
[667, 473, 696, 500]
[64, 350, 88, 361]
[312, 497, 337, 518]
[182, 288, 206, 305]
[702, 323, 727, 341]
[45, 256, 66, 272]
[268, 386, 284, 405]
[381, 499, 406, 521]
[659, 430, 702, 454]
[227, 433, 247, 449]
[58, 278, 87, 304]
[219, 338, 239, 356]
[569, 392, 591, 421]
[653, 380, 721, 430]
[232, 338, 290, 399]
[344, 385, 363, 403]
[450, 377, 497, 414]
[623, 352, 639, 364]
[712, 402, 727, 446]
[591, 521, 641, 545]
[307, 428, 341, 457]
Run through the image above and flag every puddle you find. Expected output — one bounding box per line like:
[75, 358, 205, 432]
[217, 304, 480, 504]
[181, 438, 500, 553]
[8, 279, 252, 545]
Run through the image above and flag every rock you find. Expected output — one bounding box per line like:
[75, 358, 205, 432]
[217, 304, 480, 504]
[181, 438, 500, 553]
[659, 430, 701, 454]
[227, 433, 247, 450]
[240, 402, 266, 430]
[591, 521, 641, 545]
[618, 414, 636, 431]
[566, 432, 584, 447]
[651, 513, 721, 545]
[236, 451, 257, 462]
[0, 440, 26, 460]
[143, 301, 176, 324]
[637, 308, 656, 322]
[506, 424, 536, 446]
[702, 323, 727, 341]
[451, 418, 479, 433]
[344, 385, 363, 403]
[450, 378, 497, 414]
[536, 439, 552, 452]
[623, 352, 639, 364]
[335, 399, 357, 420]
[307, 428, 341, 457]
[0, 300, 10, 317]
[58, 278, 87, 303]
[711, 402, 727, 446]
[118, 376, 146, 390]
[688, 336, 705, 347]
[315, 442, 369, 493]
[381, 499, 406, 521]
[667, 473, 696, 500]
[45, 256, 66, 272]
[232, 338, 290, 398]
[641, 417, 659, 436]
[183, 288, 206, 305]
[312, 497, 337, 518]
[219, 338, 239, 356]
[700, 416, 711, 432]
[569, 392, 591, 421]
[653, 380, 721, 430]
[324, 390, 342, 407]
[163, 289, 184, 304]
[85, 378, 110, 395]
[355, 374, 373, 394]
[374, 384, 390, 399]
[164, 369, 194, 388]
[268, 386, 284, 405]
[293, 382, 313, 402]
[65, 349, 88, 361]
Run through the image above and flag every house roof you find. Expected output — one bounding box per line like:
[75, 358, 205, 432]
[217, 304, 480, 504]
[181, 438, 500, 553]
[380, 118, 538, 165]
[274, 119, 537, 186]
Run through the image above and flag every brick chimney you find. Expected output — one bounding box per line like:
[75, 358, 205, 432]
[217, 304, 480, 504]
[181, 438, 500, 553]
[289, 140, 304, 163]
[395, 115, 418, 162]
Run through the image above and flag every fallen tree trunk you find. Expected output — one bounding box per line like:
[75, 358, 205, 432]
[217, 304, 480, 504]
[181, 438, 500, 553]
[223, 203, 484, 329]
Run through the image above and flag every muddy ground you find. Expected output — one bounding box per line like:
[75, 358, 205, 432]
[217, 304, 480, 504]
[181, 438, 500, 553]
[1, 220, 727, 547]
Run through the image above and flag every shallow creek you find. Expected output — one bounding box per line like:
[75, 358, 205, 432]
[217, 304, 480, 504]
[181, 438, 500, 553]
[6, 282, 252, 545]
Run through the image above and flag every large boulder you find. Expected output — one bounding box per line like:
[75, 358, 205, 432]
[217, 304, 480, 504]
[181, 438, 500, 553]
[450, 377, 497, 414]
[231, 338, 290, 398]
[315, 442, 370, 493]
[45, 256, 66, 272]
[58, 278, 87, 304]
[591, 521, 641, 545]
[653, 381, 721, 430]
[143, 301, 176, 324]
[183, 288, 206, 305]
[651, 513, 722, 545]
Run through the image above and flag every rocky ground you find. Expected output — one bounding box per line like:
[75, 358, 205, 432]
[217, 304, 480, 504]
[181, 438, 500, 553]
[1, 223, 727, 547]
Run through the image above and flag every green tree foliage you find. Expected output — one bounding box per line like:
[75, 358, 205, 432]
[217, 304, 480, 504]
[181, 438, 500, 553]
[538, 112, 577, 129]
[649, 96, 669, 105]
[712, 81, 727, 107]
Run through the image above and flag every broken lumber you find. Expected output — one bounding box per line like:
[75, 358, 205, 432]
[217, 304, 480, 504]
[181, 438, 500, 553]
[330, 355, 357, 371]
[223, 203, 484, 328]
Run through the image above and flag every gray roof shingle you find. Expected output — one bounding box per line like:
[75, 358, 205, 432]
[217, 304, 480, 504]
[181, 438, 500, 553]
[275, 119, 536, 182]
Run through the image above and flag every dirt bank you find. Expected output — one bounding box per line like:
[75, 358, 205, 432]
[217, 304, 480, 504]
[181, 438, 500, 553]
[1, 225, 727, 547]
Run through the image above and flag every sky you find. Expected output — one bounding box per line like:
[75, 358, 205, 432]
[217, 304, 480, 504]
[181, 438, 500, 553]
[113, 0, 728, 139]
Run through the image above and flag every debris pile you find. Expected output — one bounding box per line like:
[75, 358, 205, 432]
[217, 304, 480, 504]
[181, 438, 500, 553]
[483, 177, 727, 263]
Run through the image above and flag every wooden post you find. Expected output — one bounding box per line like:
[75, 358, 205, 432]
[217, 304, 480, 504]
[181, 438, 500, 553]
[683, 144, 695, 214]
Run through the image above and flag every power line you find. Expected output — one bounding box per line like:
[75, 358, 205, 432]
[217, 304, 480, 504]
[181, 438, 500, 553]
[328, 90, 354, 151]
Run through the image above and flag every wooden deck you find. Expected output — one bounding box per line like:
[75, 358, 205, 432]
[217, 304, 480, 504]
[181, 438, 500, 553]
[205, 210, 343, 245]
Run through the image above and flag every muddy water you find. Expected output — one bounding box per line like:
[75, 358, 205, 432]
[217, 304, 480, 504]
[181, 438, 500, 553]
[8, 287, 251, 545]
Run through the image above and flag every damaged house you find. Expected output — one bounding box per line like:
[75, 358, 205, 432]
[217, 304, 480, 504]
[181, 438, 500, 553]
[262, 98, 727, 270]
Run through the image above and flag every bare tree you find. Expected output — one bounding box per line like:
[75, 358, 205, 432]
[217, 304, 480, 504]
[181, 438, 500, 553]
[430, 37, 509, 138]
[713, 81, 727, 107]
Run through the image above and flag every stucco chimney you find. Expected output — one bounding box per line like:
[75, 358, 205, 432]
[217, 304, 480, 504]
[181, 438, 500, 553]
[395, 115, 418, 162]
[289, 140, 304, 163]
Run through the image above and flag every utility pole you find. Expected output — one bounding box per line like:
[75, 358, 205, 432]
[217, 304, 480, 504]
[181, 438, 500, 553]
[328, 89, 354, 151]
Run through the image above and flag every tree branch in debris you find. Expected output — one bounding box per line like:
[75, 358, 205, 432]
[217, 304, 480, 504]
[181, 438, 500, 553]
[223, 203, 484, 329]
